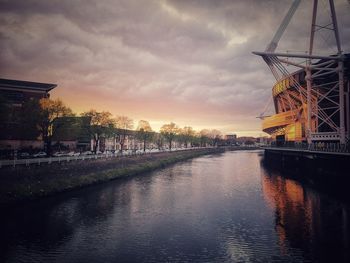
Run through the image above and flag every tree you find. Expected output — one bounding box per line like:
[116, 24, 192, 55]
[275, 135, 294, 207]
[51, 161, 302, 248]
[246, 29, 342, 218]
[136, 120, 153, 152]
[180, 126, 195, 148]
[81, 110, 115, 153]
[209, 129, 222, 146]
[191, 132, 201, 147]
[160, 122, 178, 150]
[52, 116, 91, 151]
[38, 98, 73, 155]
[1, 97, 74, 152]
[154, 133, 164, 150]
[115, 116, 134, 153]
[199, 129, 210, 147]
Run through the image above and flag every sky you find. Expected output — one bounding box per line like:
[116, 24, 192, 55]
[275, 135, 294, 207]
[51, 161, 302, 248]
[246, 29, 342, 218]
[1, 0, 349, 136]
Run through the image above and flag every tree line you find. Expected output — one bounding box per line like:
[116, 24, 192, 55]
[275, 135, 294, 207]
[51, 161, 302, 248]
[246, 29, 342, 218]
[1, 97, 223, 155]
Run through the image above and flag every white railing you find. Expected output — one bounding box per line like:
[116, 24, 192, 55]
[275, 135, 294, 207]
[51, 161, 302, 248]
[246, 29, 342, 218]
[0, 147, 210, 168]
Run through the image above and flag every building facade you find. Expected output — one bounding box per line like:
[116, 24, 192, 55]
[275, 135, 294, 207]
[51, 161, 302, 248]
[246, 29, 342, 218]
[262, 55, 350, 144]
[0, 78, 57, 150]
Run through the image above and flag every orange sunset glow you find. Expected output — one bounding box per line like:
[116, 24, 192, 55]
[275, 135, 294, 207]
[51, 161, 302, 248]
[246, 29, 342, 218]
[1, 0, 350, 135]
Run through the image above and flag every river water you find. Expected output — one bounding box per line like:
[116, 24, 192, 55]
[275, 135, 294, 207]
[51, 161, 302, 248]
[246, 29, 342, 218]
[1, 151, 349, 262]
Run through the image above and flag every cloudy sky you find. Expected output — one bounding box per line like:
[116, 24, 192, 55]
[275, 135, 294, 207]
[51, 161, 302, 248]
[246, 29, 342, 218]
[1, 0, 349, 136]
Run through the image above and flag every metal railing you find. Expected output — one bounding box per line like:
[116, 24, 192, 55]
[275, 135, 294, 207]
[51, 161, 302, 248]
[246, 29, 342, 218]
[0, 147, 210, 168]
[266, 142, 350, 154]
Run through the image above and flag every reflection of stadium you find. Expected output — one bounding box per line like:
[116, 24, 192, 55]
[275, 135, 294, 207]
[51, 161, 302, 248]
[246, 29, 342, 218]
[261, 174, 350, 262]
[254, 0, 349, 145]
[262, 56, 350, 143]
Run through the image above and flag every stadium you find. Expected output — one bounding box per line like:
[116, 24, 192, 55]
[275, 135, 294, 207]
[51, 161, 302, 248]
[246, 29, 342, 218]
[262, 55, 350, 144]
[254, 0, 349, 146]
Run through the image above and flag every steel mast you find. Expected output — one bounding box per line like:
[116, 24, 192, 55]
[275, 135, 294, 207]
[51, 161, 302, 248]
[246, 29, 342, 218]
[253, 0, 346, 145]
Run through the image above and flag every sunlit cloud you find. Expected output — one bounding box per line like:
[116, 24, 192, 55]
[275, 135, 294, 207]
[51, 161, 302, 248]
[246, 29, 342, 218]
[160, 0, 194, 22]
[0, 0, 349, 136]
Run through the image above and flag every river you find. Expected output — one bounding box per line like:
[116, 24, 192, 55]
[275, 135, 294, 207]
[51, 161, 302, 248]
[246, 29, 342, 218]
[1, 151, 349, 262]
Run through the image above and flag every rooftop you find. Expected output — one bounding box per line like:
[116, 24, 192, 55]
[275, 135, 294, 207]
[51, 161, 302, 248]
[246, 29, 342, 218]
[0, 78, 57, 92]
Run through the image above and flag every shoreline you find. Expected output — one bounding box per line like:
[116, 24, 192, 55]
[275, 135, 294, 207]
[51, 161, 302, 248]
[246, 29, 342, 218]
[262, 148, 350, 201]
[0, 148, 226, 207]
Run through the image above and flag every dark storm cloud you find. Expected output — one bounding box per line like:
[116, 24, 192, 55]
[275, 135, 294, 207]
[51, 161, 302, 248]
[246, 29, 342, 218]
[0, 0, 349, 133]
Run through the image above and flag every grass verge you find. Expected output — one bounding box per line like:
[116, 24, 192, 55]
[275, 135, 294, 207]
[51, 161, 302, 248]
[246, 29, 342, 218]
[0, 148, 224, 207]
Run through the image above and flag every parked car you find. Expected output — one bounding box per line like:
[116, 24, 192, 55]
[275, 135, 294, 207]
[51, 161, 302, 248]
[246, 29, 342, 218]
[81, 151, 93, 156]
[33, 152, 47, 158]
[65, 151, 80, 157]
[53, 152, 66, 157]
[19, 152, 31, 158]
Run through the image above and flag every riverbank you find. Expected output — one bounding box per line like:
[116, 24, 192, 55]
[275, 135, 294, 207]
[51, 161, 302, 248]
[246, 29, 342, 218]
[0, 148, 224, 207]
[263, 147, 350, 177]
[262, 148, 350, 201]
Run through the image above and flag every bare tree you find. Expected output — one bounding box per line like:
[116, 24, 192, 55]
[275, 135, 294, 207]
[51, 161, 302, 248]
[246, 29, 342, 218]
[81, 110, 115, 153]
[154, 133, 164, 150]
[160, 122, 178, 150]
[209, 129, 222, 146]
[136, 120, 153, 152]
[39, 98, 74, 155]
[115, 116, 134, 153]
[180, 126, 195, 148]
[199, 129, 210, 147]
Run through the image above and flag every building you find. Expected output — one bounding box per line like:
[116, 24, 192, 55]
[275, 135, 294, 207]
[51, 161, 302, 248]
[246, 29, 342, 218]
[0, 78, 57, 150]
[256, 136, 272, 146]
[236, 136, 257, 145]
[261, 55, 350, 144]
[52, 116, 91, 151]
[224, 134, 237, 145]
[0, 78, 56, 104]
[254, 0, 349, 146]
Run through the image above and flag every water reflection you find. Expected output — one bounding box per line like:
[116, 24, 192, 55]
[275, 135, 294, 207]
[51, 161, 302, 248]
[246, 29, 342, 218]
[0, 183, 121, 262]
[1, 151, 350, 262]
[262, 170, 350, 263]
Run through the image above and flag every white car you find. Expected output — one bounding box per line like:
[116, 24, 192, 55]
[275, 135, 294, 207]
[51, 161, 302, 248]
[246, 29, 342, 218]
[53, 152, 66, 157]
[81, 151, 93, 156]
[67, 151, 80, 156]
[33, 152, 47, 158]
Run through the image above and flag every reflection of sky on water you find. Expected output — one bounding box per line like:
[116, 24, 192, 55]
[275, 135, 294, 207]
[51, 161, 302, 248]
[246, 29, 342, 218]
[1, 151, 349, 262]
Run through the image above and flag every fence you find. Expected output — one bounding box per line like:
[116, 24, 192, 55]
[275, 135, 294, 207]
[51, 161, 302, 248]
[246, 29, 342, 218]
[0, 147, 208, 168]
[267, 141, 350, 154]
